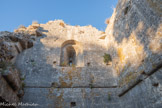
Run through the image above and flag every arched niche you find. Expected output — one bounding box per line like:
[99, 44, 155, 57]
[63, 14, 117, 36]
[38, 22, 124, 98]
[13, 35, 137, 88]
[60, 40, 83, 67]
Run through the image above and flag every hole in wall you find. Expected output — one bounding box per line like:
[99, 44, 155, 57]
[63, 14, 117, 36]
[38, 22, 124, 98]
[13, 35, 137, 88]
[53, 61, 56, 65]
[87, 62, 90, 66]
[124, 4, 131, 15]
[70, 102, 76, 107]
[152, 83, 159, 87]
[124, 7, 129, 15]
[141, 71, 147, 75]
[60, 40, 82, 67]
[51, 82, 58, 87]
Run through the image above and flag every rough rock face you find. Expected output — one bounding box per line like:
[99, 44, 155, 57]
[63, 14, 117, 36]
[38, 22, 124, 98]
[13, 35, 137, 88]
[105, 0, 162, 80]
[0, 24, 42, 107]
[105, 0, 162, 107]
[0, 31, 35, 63]
[14, 22, 42, 37]
[0, 67, 21, 104]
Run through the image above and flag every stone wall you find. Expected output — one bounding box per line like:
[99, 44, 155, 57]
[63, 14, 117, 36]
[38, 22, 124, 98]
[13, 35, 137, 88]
[39, 20, 108, 67]
[118, 68, 162, 108]
[105, 0, 161, 80]
[14, 22, 118, 107]
[105, 0, 162, 107]
[0, 0, 161, 107]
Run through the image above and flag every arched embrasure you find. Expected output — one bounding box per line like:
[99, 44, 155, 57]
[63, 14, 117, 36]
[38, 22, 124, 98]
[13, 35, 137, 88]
[60, 40, 83, 67]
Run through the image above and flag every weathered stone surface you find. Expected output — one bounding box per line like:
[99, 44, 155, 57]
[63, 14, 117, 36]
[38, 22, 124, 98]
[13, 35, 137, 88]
[118, 68, 162, 108]
[13, 0, 161, 106]
[14, 23, 42, 37]
[2, 67, 21, 92]
[0, 31, 36, 64]
[12, 19, 119, 107]
[19, 68, 162, 108]
[8, 35, 19, 42]
[105, 0, 162, 88]
[0, 0, 161, 107]
[31, 23, 40, 29]
[35, 30, 42, 37]
[104, 0, 162, 107]
[15, 29, 117, 88]
[0, 28, 38, 106]
[0, 74, 19, 104]
[21, 88, 120, 108]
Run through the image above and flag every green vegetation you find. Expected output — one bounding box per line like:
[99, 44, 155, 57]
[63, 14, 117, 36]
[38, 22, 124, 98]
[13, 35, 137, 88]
[103, 53, 112, 65]
[108, 92, 111, 101]
[20, 75, 26, 81]
[22, 82, 26, 89]
[89, 83, 93, 89]
[31, 62, 36, 67]
[30, 59, 36, 67]
[89, 75, 94, 89]
[21, 77, 25, 81]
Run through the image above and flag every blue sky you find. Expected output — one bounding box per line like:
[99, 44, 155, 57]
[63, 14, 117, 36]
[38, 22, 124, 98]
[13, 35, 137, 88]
[0, 0, 118, 32]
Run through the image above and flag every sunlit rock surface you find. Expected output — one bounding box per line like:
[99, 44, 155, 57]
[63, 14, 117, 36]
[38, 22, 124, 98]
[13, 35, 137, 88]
[105, 0, 162, 107]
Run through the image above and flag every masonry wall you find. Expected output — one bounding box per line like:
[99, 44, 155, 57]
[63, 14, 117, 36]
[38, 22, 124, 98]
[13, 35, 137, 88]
[40, 20, 109, 67]
[13, 20, 118, 108]
[105, 0, 162, 107]
[118, 68, 162, 108]
[1, 0, 161, 107]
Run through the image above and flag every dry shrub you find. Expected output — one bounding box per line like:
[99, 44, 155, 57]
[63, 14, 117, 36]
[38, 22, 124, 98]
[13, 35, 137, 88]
[79, 31, 84, 34]
[32, 21, 38, 24]
[59, 22, 65, 27]
[101, 31, 105, 34]
[18, 25, 26, 29]
[105, 18, 110, 24]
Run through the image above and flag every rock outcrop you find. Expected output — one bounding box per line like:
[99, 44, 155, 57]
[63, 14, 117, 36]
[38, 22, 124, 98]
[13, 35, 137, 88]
[0, 24, 43, 107]
[14, 22, 42, 37]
